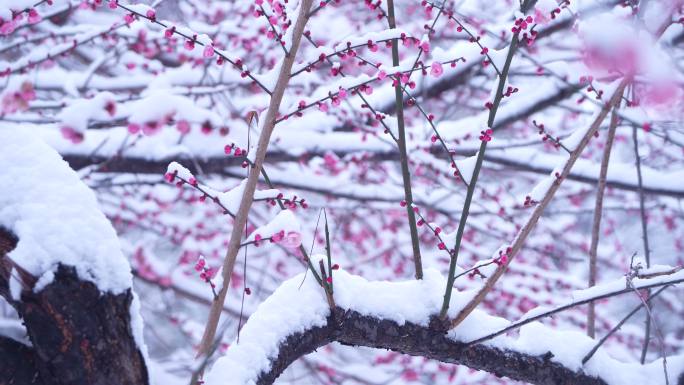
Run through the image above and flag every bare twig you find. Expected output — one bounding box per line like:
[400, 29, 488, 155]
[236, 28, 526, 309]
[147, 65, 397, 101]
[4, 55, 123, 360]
[628, 276, 668, 383]
[439, 21, 524, 319]
[387, 0, 423, 279]
[583, 285, 669, 365]
[466, 270, 684, 346]
[449, 78, 631, 329]
[318, 259, 335, 309]
[588, 93, 623, 338]
[195, 0, 315, 367]
[632, 124, 653, 364]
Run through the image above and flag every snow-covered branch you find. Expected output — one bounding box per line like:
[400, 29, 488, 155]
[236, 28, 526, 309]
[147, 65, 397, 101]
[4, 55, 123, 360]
[204, 268, 684, 385]
[0, 129, 148, 384]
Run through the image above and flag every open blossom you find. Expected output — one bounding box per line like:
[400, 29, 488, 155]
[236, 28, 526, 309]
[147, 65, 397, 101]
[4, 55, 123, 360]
[533, 7, 550, 25]
[430, 61, 443, 77]
[194, 256, 206, 272]
[1, 81, 35, 114]
[60, 126, 84, 144]
[203, 45, 215, 58]
[0, 19, 17, 35]
[164, 26, 175, 38]
[176, 120, 191, 134]
[280, 231, 302, 249]
[127, 123, 141, 134]
[27, 9, 41, 24]
[638, 82, 681, 108]
[533, 0, 556, 24]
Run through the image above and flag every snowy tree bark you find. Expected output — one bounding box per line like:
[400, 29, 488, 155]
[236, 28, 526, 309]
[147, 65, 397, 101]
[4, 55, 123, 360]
[0, 335, 43, 385]
[0, 228, 148, 385]
[238, 307, 684, 385]
[2, 224, 684, 385]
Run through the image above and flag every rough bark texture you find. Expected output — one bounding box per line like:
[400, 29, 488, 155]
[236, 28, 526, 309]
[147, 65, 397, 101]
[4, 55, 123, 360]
[0, 336, 45, 385]
[258, 308, 684, 385]
[0, 228, 148, 385]
[2, 228, 684, 385]
[256, 307, 609, 385]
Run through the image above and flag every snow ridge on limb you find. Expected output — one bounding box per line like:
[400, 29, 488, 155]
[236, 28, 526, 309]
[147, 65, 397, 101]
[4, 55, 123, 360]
[0, 128, 133, 294]
[205, 268, 684, 385]
[0, 128, 149, 384]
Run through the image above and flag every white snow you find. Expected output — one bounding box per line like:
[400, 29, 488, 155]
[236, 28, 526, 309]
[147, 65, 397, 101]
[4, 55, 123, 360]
[534, 0, 558, 14]
[204, 268, 451, 385]
[203, 269, 331, 385]
[246, 210, 301, 242]
[0, 128, 134, 294]
[8, 268, 22, 301]
[527, 173, 556, 202]
[57, 92, 117, 134]
[0, 318, 30, 346]
[127, 91, 223, 128]
[454, 153, 479, 186]
[0, 0, 34, 18]
[0, 128, 148, 351]
[205, 266, 684, 385]
[167, 161, 195, 181]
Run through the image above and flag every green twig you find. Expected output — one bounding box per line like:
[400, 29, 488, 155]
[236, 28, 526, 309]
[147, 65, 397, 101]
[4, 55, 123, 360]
[439, 31, 521, 319]
[387, 0, 423, 279]
[323, 209, 333, 292]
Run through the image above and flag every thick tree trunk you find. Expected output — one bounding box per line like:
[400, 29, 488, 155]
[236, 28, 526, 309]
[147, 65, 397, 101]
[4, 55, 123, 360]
[0, 335, 44, 385]
[0, 228, 148, 385]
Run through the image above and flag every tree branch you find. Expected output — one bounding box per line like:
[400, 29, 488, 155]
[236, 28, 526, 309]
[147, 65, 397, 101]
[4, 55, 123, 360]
[449, 78, 631, 329]
[588, 95, 623, 337]
[63, 142, 684, 199]
[1, 227, 148, 385]
[214, 302, 684, 385]
[257, 308, 606, 385]
[196, 0, 315, 360]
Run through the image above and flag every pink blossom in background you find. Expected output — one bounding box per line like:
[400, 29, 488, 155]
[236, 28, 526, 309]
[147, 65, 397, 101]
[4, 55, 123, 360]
[60, 126, 84, 144]
[430, 61, 443, 77]
[1, 0, 683, 384]
[281, 231, 302, 249]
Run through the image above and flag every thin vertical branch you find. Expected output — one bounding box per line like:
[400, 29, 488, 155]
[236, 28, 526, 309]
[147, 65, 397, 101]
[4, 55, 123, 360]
[633, 125, 653, 363]
[195, 0, 315, 367]
[588, 95, 623, 338]
[449, 78, 630, 329]
[323, 209, 333, 292]
[260, 167, 322, 285]
[583, 285, 669, 364]
[628, 279, 668, 383]
[386, 0, 423, 280]
[318, 259, 335, 309]
[439, 32, 522, 319]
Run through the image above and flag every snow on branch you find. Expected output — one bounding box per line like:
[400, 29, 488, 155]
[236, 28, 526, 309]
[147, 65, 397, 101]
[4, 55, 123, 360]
[62, 146, 684, 199]
[0, 128, 134, 294]
[205, 268, 684, 385]
[0, 128, 149, 384]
